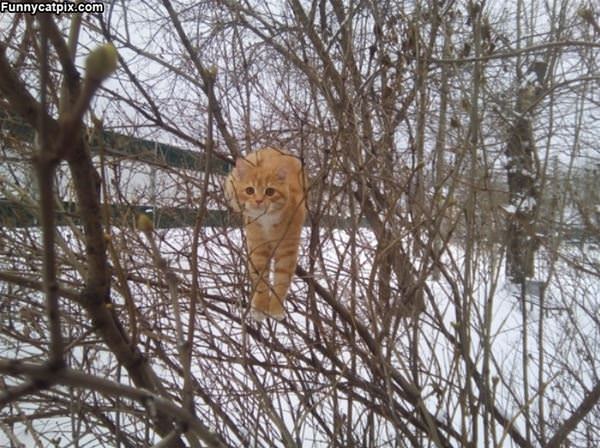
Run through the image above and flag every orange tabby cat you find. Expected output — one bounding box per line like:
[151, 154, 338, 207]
[224, 148, 306, 321]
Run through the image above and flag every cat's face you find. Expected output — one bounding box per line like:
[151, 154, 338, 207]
[232, 161, 289, 217]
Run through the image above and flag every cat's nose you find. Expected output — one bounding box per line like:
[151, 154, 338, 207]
[255, 198, 264, 205]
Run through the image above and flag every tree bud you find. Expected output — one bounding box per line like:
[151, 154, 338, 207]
[85, 44, 119, 82]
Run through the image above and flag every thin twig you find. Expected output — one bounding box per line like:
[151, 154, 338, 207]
[138, 217, 196, 433]
[160, 0, 240, 158]
[0, 380, 42, 409]
[0, 359, 227, 448]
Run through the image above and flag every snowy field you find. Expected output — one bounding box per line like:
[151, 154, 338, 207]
[2, 222, 599, 447]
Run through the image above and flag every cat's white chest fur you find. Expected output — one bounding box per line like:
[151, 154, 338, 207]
[255, 210, 281, 234]
[245, 207, 281, 234]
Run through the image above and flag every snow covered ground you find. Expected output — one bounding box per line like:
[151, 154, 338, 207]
[1, 222, 599, 446]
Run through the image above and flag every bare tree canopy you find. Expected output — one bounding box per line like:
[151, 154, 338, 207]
[1, 1, 599, 447]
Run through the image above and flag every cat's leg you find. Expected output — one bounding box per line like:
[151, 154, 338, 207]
[269, 240, 299, 320]
[247, 240, 273, 321]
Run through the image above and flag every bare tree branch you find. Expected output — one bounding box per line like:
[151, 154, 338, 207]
[546, 382, 600, 448]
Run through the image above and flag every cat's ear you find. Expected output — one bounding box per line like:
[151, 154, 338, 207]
[234, 157, 250, 178]
[276, 166, 288, 181]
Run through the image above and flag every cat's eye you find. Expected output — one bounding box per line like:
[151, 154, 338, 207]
[245, 186, 255, 195]
[265, 187, 275, 196]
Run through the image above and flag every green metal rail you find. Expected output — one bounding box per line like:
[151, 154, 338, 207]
[0, 199, 237, 229]
[0, 198, 361, 230]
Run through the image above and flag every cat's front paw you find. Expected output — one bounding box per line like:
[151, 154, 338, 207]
[268, 309, 286, 321]
[267, 301, 286, 321]
[249, 306, 285, 322]
[250, 307, 268, 322]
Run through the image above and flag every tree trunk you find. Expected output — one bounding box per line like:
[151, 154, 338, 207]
[505, 86, 540, 282]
